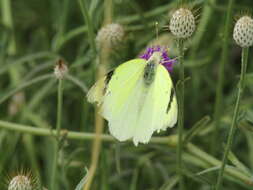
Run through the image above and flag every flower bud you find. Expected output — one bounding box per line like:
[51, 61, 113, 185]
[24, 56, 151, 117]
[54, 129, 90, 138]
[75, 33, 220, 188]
[54, 59, 68, 79]
[233, 15, 253, 47]
[169, 8, 196, 39]
[96, 23, 124, 49]
[8, 175, 32, 190]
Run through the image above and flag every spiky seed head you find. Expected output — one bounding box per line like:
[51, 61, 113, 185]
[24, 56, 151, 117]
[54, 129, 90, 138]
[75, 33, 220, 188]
[169, 8, 196, 39]
[54, 59, 68, 79]
[233, 15, 253, 47]
[96, 23, 124, 49]
[8, 175, 32, 190]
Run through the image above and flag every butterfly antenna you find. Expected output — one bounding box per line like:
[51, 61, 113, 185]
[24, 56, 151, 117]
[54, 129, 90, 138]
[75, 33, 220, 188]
[155, 21, 159, 40]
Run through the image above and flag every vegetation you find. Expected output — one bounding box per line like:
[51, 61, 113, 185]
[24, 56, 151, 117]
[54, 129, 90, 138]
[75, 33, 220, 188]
[0, 0, 253, 189]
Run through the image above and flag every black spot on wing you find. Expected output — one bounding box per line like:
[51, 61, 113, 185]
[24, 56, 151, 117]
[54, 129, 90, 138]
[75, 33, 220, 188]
[105, 70, 115, 85]
[103, 70, 115, 93]
[166, 88, 174, 113]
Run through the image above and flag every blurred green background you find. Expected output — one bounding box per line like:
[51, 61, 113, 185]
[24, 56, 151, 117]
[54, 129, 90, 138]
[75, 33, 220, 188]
[0, 0, 253, 189]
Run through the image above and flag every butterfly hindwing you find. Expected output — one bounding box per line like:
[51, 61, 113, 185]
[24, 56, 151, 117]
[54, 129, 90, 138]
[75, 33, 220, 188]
[86, 76, 106, 105]
[155, 65, 178, 130]
[133, 64, 177, 145]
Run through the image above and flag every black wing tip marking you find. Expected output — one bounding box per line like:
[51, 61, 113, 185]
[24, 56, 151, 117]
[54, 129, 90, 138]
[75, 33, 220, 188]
[103, 70, 115, 93]
[105, 70, 114, 84]
[166, 88, 175, 113]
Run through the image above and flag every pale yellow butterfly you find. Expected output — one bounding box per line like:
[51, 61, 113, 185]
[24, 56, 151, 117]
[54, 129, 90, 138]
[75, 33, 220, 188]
[87, 47, 177, 146]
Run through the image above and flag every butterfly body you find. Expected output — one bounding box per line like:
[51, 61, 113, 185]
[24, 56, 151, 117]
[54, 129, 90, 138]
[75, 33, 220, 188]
[87, 52, 178, 145]
[143, 60, 157, 86]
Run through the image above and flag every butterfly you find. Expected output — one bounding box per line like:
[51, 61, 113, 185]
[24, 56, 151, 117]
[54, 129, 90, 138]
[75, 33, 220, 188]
[87, 47, 178, 146]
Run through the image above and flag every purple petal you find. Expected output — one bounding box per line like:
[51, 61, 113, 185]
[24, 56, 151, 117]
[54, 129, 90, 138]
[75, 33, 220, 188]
[139, 46, 176, 72]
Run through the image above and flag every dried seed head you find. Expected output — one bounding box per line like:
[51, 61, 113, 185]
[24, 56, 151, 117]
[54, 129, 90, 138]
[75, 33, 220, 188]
[169, 8, 196, 39]
[54, 59, 68, 79]
[233, 15, 253, 47]
[96, 23, 124, 49]
[8, 175, 32, 190]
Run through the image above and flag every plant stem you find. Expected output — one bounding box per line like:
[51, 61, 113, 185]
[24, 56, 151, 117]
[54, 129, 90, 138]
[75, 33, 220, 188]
[52, 0, 70, 52]
[66, 74, 88, 93]
[187, 143, 252, 187]
[215, 47, 249, 190]
[212, 0, 235, 154]
[0, 51, 57, 75]
[118, 3, 172, 24]
[0, 120, 252, 187]
[0, 120, 173, 144]
[0, 74, 53, 105]
[190, 0, 217, 120]
[78, 0, 96, 55]
[1, 0, 16, 55]
[51, 79, 63, 190]
[177, 39, 184, 190]
[84, 1, 112, 189]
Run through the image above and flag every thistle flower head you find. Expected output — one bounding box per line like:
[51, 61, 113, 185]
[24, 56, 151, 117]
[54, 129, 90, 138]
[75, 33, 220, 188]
[169, 8, 196, 39]
[233, 15, 253, 47]
[8, 175, 32, 190]
[96, 23, 124, 49]
[140, 46, 176, 72]
[54, 59, 68, 79]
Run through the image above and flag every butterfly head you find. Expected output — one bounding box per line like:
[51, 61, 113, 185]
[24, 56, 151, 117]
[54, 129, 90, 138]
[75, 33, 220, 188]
[140, 46, 176, 72]
[148, 51, 163, 65]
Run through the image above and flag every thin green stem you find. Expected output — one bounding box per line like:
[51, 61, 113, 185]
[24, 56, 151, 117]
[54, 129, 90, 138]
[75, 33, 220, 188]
[1, 0, 20, 87]
[190, 0, 217, 120]
[51, 79, 63, 190]
[0, 52, 57, 75]
[128, 1, 148, 29]
[84, 1, 113, 189]
[0, 74, 53, 105]
[54, 26, 88, 51]
[1, 0, 16, 55]
[212, 0, 235, 154]
[191, 0, 217, 54]
[56, 80, 63, 139]
[215, 47, 249, 190]
[183, 116, 211, 146]
[52, 0, 70, 52]
[0, 120, 173, 144]
[187, 144, 252, 187]
[78, 0, 96, 55]
[117, 3, 172, 24]
[177, 39, 185, 190]
[66, 74, 88, 93]
[23, 61, 55, 81]
[0, 120, 252, 187]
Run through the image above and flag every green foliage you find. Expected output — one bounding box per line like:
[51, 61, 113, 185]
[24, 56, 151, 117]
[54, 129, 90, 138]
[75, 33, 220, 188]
[0, 0, 253, 189]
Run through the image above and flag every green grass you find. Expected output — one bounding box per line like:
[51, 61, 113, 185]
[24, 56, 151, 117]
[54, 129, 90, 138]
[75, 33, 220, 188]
[0, 0, 253, 189]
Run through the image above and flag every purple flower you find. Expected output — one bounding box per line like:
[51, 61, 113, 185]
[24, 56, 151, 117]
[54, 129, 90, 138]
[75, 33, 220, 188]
[139, 46, 176, 72]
